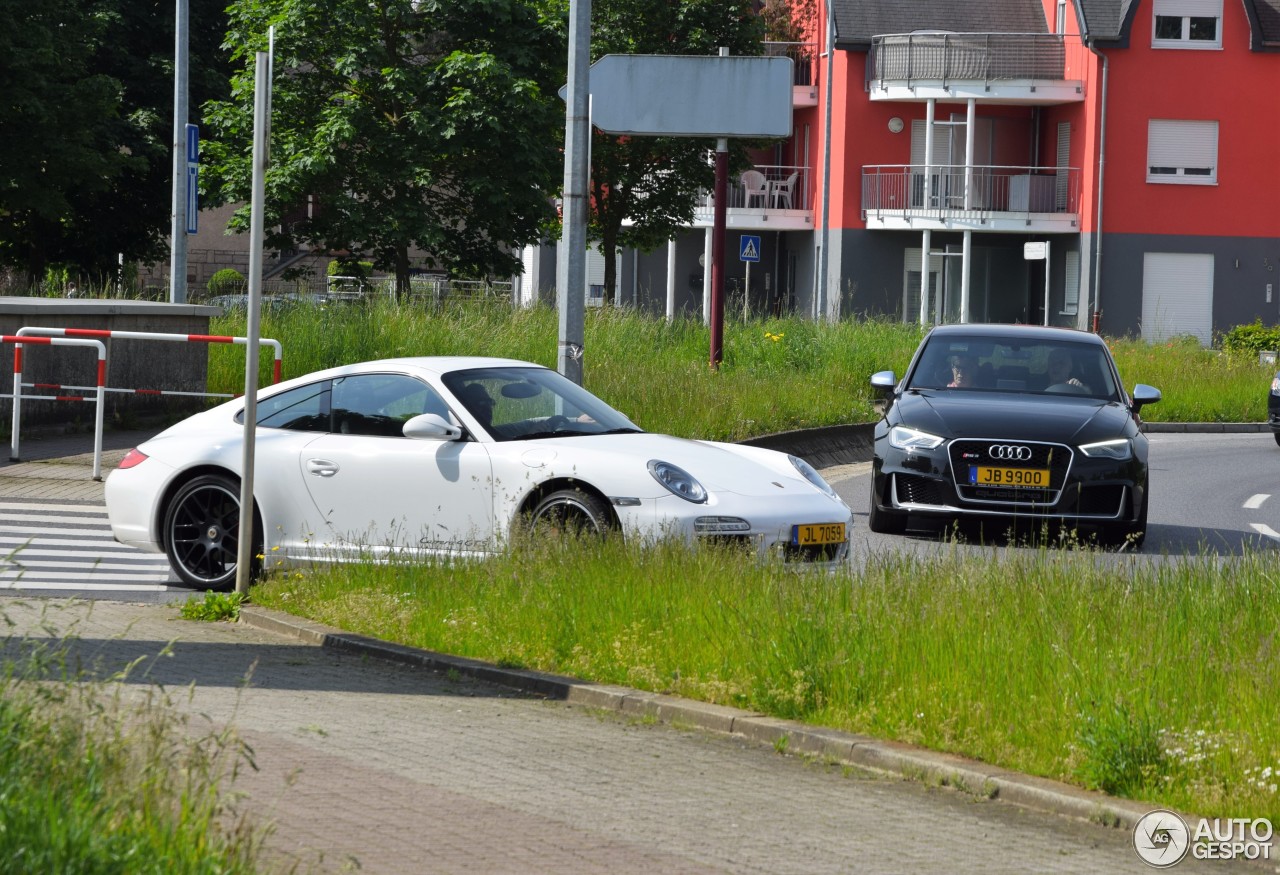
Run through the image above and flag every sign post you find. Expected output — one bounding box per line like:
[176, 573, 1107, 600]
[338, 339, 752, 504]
[740, 234, 761, 320]
[185, 124, 199, 235]
[1024, 241, 1050, 326]
[560, 52, 792, 369]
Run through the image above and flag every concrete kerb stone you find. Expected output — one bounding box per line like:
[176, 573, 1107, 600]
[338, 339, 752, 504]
[237, 604, 1161, 833]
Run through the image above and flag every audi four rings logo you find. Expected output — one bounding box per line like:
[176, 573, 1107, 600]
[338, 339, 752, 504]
[988, 444, 1033, 461]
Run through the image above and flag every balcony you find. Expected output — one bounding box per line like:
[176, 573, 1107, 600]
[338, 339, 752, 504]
[691, 164, 813, 231]
[861, 165, 1080, 233]
[764, 41, 819, 107]
[867, 33, 1087, 105]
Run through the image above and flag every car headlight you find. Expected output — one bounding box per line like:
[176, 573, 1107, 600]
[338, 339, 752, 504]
[647, 460, 708, 503]
[889, 425, 945, 452]
[1271, 374, 1280, 396]
[1079, 438, 1132, 460]
[788, 454, 838, 499]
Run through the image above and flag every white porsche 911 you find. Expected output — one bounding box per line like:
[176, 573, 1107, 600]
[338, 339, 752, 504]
[106, 357, 852, 589]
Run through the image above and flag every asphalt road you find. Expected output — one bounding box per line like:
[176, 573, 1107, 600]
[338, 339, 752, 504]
[826, 431, 1280, 560]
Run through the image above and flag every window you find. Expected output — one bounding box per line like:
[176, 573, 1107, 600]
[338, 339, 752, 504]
[1152, 0, 1222, 48]
[1147, 120, 1218, 185]
[239, 382, 330, 431]
[332, 374, 444, 437]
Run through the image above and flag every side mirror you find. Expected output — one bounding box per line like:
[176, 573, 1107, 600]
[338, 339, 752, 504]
[1131, 384, 1161, 413]
[402, 413, 463, 441]
[870, 370, 897, 395]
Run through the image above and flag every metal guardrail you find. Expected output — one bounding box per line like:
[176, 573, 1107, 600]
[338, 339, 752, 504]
[6, 336, 107, 479]
[9, 328, 285, 480]
[703, 164, 812, 212]
[860, 164, 1081, 219]
[869, 32, 1086, 86]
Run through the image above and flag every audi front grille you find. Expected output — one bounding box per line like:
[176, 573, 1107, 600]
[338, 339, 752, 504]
[948, 439, 1073, 506]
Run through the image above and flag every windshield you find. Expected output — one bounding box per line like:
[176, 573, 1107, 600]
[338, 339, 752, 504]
[905, 336, 1120, 401]
[442, 366, 642, 441]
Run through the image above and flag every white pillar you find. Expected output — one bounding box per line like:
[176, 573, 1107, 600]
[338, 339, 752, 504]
[960, 230, 972, 323]
[919, 230, 932, 325]
[702, 228, 713, 325]
[666, 239, 677, 321]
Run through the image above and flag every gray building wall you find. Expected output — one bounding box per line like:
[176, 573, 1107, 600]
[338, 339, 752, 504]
[1095, 233, 1280, 339]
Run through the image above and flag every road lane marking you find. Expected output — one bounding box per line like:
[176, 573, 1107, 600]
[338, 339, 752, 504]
[1249, 523, 1280, 541]
[1244, 494, 1270, 509]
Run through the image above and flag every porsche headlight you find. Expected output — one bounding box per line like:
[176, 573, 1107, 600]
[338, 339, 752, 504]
[788, 454, 838, 499]
[889, 425, 945, 452]
[647, 460, 708, 503]
[1079, 438, 1132, 460]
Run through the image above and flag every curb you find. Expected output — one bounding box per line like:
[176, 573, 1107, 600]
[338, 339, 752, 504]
[237, 604, 1155, 833]
[739, 423, 876, 469]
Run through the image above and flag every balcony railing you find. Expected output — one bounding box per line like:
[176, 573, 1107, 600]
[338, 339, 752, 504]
[702, 164, 812, 212]
[764, 41, 818, 87]
[861, 165, 1080, 219]
[869, 33, 1085, 86]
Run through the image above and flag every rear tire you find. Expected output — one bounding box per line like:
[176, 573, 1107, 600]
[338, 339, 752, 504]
[163, 474, 261, 590]
[867, 475, 907, 534]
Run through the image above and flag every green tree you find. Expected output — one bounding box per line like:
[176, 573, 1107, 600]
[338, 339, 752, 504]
[203, 0, 566, 298]
[587, 0, 766, 300]
[0, 0, 231, 287]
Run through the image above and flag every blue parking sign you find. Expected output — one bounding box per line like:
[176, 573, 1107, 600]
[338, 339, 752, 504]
[739, 235, 761, 262]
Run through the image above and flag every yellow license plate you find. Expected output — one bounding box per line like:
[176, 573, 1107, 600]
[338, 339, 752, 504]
[793, 523, 847, 546]
[971, 466, 1050, 488]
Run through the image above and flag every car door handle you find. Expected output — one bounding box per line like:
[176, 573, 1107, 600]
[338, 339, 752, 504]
[306, 459, 339, 478]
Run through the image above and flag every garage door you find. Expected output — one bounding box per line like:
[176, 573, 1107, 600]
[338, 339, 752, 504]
[1141, 253, 1213, 344]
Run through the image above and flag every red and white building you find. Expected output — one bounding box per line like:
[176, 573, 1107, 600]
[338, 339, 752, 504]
[528, 0, 1280, 342]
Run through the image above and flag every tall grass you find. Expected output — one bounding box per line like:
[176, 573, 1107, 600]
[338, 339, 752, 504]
[0, 609, 270, 875]
[207, 301, 1274, 434]
[251, 540, 1280, 820]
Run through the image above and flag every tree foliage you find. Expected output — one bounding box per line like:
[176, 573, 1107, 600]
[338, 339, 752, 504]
[587, 0, 766, 299]
[0, 0, 230, 287]
[203, 0, 567, 296]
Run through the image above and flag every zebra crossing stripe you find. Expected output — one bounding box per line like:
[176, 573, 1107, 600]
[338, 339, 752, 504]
[0, 499, 176, 591]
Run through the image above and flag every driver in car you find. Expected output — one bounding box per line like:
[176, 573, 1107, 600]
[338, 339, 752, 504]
[1045, 348, 1089, 392]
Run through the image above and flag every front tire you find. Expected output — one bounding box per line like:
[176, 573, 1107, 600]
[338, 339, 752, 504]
[867, 475, 907, 534]
[527, 488, 615, 537]
[163, 474, 261, 590]
[1099, 485, 1148, 550]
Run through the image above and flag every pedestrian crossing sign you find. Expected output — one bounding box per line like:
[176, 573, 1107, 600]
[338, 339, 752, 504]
[739, 235, 761, 262]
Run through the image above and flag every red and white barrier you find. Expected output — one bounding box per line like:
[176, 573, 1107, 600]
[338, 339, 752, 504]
[15, 327, 284, 383]
[9, 327, 284, 481]
[6, 336, 107, 480]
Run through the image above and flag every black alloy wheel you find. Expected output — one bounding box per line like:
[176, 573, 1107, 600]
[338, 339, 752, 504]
[163, 474, 260, 590]
[527, 488, 615, 537]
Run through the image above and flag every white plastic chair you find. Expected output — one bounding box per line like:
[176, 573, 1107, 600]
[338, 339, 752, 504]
[740, 170, 768, 208]
[770, 171, 798, 209]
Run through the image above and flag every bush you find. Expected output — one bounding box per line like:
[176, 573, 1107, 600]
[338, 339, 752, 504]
[326, 258, 373, 278]
[207, 268, 245, 298]
[1220, 319, 1280, 356]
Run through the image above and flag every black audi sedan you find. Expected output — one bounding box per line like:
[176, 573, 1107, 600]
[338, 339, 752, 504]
[868, 324, 1160, 547]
